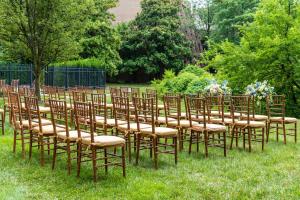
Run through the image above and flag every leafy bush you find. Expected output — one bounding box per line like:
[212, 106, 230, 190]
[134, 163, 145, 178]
[152, 65, 215, 95]
[180, 65, 207, 77]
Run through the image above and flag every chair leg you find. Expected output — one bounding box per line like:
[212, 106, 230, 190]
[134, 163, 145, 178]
[29, 132, 33, 159]
[104, 148, 108, 174]
[283, 122, 286, 144]
[188, 130, 193, 154]
[67, 141, 71, 175]
[153, 137, 158, 169]
[276, 123, 279, 142]
[127, 134, 131, 162]
[248, 127, 251, 152]
[77, 143, 81, 177]
[242, 128, 245, 150]
[262, 128, 265, 151]
[92, 147, 97, 182]
[40, 135, 45, 166]
[295, 122, 297, 143]
[230, 127, 235, 150]
[174, 136, 178, 165]
[13, 130, 17, 153]
[52, 137, 57, 170]
[196, 132, 199, 152]
[223, 131, 226, 157]
[122, 146, 126, 177]
[21, 130, 26, 159]
[204, 131, 208, 157]
[136, 134, 140, 165]
[1, 113, 4, 135]
[266, 122, 270, 143]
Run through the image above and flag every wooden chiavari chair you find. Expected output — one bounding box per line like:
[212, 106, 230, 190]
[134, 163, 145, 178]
[164, 95, 197, 151]
[186, 96, 227, 157]
[267, 95, 297, 144]
[49, 99, 90, 174]
[11, 79, 19, 91]
[230, 96, 266, 152]
[134, 97, 178, 168]
[74, 101, 126, 182]
[146, 89, 164, 114]
[207, 95, 233, 126]
[113, 96, 146, 162]
[9, 92, 27, 158]
[25, 96, 66, 166]
[95, 87, 106, 94]
[92, 93, 112, 135]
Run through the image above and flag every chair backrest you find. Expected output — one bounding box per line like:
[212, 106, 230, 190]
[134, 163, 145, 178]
[9, 92, 23, 128]
[95, 87, 106, 94]
[186, 96, 207, 128]
[91, 93, 108, 133]
[2, 86, 14, 105]
[131, 88, 140, 98]
[56, 87, 67, 101]
[24, 96, 43, 131]
[110, 87, 120, 97]
[133, 97, 155, 133]
[143, 92, 159, 120]
[231, 95, 250, 123]
[266, 95, 285, 119]
[74, 101, 94, 141]
[11, 79, 19, 90]
[0, 80, 6, 88]
[72, 91, 86, 103]
[112, 96, 130, 129]
[206, 95, 224, 123]
[49, 99, 69, 136]
[163, 95, 181, 126]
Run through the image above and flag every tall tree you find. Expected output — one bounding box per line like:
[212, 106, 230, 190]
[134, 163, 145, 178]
[119, 0, 192, 82]
[0, 0, 93, 98]
[80, 0, 121, 76]
[203, 0, 300, 115]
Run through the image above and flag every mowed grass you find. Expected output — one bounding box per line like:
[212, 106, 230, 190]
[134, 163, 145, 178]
[0, 84, 300, 200]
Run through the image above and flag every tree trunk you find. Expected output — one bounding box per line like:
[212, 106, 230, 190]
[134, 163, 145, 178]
[34, 62, 41, 100]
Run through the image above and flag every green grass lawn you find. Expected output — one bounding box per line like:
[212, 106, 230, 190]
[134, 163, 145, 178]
[0, 85, 300, 199]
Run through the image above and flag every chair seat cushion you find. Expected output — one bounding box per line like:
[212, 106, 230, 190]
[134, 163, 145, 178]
[168, 120, 197, 128]
[96, 118, 126, 126]
[39, 106, 51, 113]
[156, 104, 164, 109]
[224, 112, 240, 117]
[156, 116, 176, 124]
[106, 103, 113, 108]
[235, 120, 266, 128]
[241, 114, 268, 121]
[0, 108, 4, 113]
[192, 124, 226, 132]
[33, 125, 66, 135]
[210, 118, 233, 124]
[57, 130, 90, 141]
[16, 119, 52, 128]
[141, 127, 178, 136]
[270, 117, 297, 123]
[118, 123, 151, 132]
[170, 112, 187, 119]
[82, 135, 125, 147]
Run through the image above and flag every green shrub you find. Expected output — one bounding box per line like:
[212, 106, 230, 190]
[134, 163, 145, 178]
[52, 58, 118, 76]
[180, 64, 207, 77]
[172, 72, 198, 93]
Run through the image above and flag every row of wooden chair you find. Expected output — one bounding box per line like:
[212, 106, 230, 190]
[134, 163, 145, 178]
[1, 85, 298, 181]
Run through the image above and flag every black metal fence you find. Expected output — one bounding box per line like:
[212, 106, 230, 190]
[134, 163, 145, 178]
[0, 64, 34, 85]
[0, 64, 106, 88]
[44, 66, 106, 88]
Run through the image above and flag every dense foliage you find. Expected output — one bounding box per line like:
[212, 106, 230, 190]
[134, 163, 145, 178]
[0, 0, 117, 97]
[151, 65, 214, 95]
[116, 0, 192, 82]
[202, 0, 300, 115]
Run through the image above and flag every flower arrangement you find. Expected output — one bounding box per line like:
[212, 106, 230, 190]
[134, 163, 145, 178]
[245, 80, 274, 101]
[204, 80, 232, 95]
